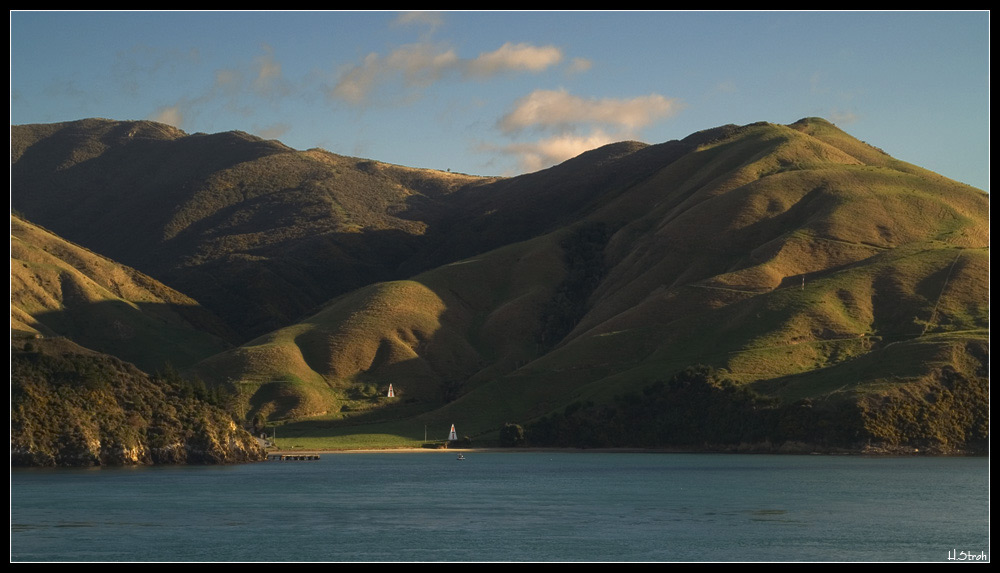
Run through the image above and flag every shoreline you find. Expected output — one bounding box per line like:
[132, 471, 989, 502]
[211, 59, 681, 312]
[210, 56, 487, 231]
[264, 445, 987, 456]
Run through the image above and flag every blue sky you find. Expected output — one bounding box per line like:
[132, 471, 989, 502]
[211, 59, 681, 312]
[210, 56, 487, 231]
[10, 11, 990, 190]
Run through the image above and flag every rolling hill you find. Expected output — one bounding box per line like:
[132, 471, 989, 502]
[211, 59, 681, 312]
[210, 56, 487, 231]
[11, 118, 489, 339]
[10, 117, 989, 456]
[10, 216, 266, 466]
[11, 215, 233, 372]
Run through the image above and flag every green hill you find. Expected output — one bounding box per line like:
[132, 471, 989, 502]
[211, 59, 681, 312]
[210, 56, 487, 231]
[187, 120, 987, 453]
[11, 215, 233, 372]
[11, 119, 489, 339]
[11, 117, 989, 455]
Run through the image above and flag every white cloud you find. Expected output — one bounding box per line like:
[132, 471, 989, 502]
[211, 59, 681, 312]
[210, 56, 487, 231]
[212, 43, 290, 101]
[145, 43, 295, 132]
[324, 19, 679, 175]
[332, 43, 458, 104]
[498, 88, 683, 135]
[490, 88, 685, 174]
[151, 105, 184, 128]
[331, 41, 565, 104]
[385, 42, 461, 86]
[256, 123, 291, 140]
[252, 44, 286, 97]
[332, 52, 384, 104]
[494, 130, 619, 173]
[464, 42, 563, 77]
[392, 11, 445, 34]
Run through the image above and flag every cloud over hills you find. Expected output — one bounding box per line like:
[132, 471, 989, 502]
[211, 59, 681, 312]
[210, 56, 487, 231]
[492, 89, 685, 171]
[330, 41, 568, 103]
[19, 12, 983, 185]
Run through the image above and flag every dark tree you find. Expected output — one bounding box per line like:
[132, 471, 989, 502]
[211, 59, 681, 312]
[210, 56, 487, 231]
[499, 423, 526, 447]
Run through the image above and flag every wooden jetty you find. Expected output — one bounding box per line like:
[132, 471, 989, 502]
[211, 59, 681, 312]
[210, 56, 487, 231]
[267, 453, 321, 461]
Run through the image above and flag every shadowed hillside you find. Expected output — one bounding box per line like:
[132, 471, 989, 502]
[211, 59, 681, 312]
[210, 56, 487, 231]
[11, 215, 233, 372]
[11, 117, 989, 455]
[196, 119, 987, 453]
[11, 119, 722, 341]
[11, 119, 489, 339]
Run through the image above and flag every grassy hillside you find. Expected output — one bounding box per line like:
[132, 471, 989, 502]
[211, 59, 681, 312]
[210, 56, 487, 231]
[215, 119, 987, 453]
[11, 119, 489, 340]
[11, 119, 717, 341]
[190, 229, 571, 420]
[11, 215, 233, 372]
[11, 117, 988, 454]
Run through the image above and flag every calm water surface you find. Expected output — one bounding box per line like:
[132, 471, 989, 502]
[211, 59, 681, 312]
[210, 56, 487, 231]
[10, 452, 990, 562]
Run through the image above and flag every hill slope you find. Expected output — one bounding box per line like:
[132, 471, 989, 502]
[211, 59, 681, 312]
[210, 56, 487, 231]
[11, 119, 718, 341]
[11, 119, 489, 339]
[11, 215, 233, 372]
[11, 117, 989, 454]
[180, 119, 987, 452]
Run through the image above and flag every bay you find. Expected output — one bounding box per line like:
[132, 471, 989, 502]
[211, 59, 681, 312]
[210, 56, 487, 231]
[10, 452, 990, 562]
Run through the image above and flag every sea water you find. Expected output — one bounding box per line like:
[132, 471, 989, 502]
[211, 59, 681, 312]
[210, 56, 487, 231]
[10, 452, 990, 562]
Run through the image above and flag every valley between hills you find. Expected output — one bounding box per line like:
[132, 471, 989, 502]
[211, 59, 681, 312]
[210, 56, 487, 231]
[10, 117, 989, 465]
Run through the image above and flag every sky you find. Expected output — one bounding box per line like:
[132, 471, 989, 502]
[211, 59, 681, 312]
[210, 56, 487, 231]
[10, 11, 990, 191]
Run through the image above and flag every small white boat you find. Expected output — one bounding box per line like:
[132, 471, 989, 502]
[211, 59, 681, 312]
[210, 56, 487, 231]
[456, 454, 466, 460]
